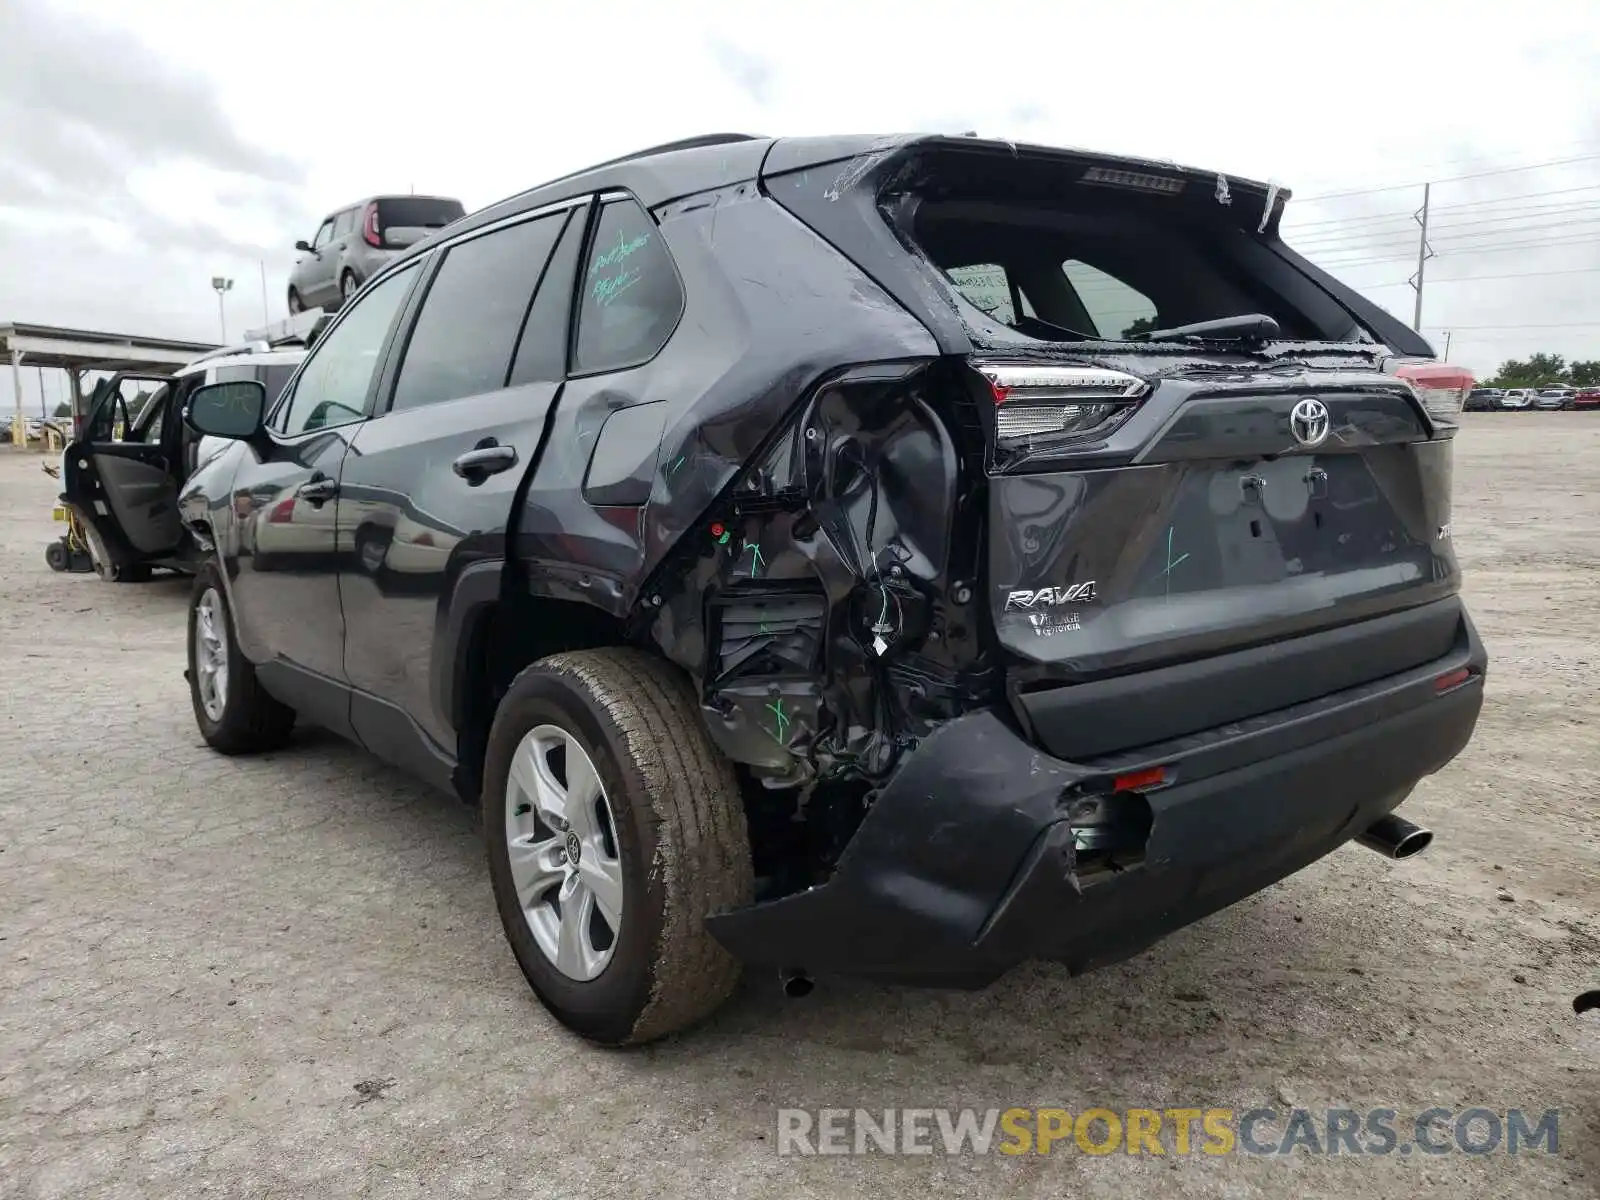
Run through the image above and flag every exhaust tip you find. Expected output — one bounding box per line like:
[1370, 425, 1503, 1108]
[1357, 813, 1434, 860]
[781, 970, 814, 999]
[1391, 826, 1433, 859]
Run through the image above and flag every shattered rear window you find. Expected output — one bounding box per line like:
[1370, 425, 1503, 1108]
[908, 197, 1318, 343]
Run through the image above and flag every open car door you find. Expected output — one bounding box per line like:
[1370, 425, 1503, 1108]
[60, 371, 184, 581]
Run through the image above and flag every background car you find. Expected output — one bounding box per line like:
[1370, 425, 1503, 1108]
[1534, 387, 1573, 410]
[288, 195, 466, 315]
[1572, 387, 1600, 410]
[1465, 387, 1503, 411]
[58, 343, 306, 581]
[1500, 388, 1537, 410]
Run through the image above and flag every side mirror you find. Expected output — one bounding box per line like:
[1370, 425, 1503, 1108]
[186, 380, 267, 440]
[294, 239, 313, 253]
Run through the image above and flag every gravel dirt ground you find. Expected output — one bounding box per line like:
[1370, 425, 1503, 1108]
[1, 414, 1596, 1199]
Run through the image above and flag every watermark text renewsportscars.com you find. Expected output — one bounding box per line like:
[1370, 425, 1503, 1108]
[776, 1107, 1560, 1157]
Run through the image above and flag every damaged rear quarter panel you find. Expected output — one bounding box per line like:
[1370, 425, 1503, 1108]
[620, 183, 1011, 788]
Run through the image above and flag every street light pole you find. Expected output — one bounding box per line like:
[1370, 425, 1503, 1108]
[211, 276, 235, 343]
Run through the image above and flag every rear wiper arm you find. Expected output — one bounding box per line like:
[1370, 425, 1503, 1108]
[1130, 313, 1282, 344]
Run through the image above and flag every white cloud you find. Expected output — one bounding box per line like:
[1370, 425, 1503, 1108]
[3, 0, 1598, 391]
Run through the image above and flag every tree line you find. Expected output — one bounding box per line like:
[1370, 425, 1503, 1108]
[1479, 354, 1599, 390]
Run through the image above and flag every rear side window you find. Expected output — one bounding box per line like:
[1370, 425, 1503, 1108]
[389, 212, 566, 411]
[573, 199, 683, 375]
[333, 209, 356, 238]
[946, 264, 1014, 323]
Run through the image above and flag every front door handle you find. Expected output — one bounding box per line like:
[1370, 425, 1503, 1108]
[297, 475, 338, 505]
[452, 440, 518, 485]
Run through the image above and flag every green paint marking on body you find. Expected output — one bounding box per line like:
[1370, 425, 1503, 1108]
[766, 698, 790, 742]
[667, 454, 686, 476]
[741, 542, 766, 577]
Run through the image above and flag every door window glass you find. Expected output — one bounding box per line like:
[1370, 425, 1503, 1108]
[278, 266, 415, 436]
[311, 219, 336, 250]
[333, 209, 356, 239]
[389, 212, 566, 411]
[510, 209, 585, 386]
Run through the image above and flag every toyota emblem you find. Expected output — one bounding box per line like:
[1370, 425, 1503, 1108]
[1290, 398, 1331, 448]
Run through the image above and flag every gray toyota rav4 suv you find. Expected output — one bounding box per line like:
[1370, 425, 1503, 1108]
[287, 194, 465, 315]
[173, 133, 1485, 1045]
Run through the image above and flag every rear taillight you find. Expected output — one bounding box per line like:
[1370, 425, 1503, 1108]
[362, 203, 381, 248]
[975, 363, 1148, 464]
[1388, 360, 1474, 421]
[267, 498, 295, 523]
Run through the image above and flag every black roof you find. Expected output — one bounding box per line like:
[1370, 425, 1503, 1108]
[393, 132, 1293, 266]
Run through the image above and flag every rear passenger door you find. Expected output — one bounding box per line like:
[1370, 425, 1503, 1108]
[337, 197, 590, 760]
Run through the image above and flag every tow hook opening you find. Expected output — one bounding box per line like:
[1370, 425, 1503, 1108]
[1062, 788, 1155, 885]
[1357, 813, 1433, 860]
[781, 969, 814, 998]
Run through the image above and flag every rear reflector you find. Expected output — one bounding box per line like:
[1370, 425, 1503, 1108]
[1112, 766, 1167, 793]
[1434, 667, 1472, 693]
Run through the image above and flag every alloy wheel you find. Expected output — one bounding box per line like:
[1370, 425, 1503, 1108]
[194, 588, 230, 721]
[504, 724, 624, 981]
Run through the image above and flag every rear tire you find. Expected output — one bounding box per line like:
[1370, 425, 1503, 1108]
[186, 561, 295, 754]
[483, 648, 752, 1045]
[287, 287, 303, 315]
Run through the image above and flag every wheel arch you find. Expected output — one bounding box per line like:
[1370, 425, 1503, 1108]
[442, 559, 640, 804]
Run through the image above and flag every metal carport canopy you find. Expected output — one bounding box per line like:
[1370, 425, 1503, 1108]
[2, 322, 219, 434]
[1, 322, 217, 373]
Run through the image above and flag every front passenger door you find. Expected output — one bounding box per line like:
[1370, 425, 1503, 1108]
[61, 372, 181, 573]
[223, 264, 419, 730]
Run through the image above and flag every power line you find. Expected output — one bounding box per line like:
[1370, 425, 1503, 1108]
[1288, 200, 1600, 248]
[1358, 267, 1600, 288]
[1293, 153, 1600, 203]
[1312, 234, 1600, 268]
[1285, 183, 1600, 230]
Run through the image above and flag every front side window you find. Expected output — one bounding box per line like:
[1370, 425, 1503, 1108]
[389, 212, 566, 411]
[1061, 260, 1158, 339]
[311, 219, 336, 250]
[278, 266, 415, 436]
[572, 199, 683, 375]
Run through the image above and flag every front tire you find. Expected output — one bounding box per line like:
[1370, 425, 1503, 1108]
[287, 287, 304, 315]
[483, 648, 752, 1045]
[186, 562, 296, 753]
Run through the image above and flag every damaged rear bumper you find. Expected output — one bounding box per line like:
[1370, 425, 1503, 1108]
[705, 609, 1487, 987]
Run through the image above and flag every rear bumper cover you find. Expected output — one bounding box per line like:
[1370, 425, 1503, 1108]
[706, 607, 1487, 986]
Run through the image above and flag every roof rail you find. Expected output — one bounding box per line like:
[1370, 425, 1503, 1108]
[490, 133, 767, 213]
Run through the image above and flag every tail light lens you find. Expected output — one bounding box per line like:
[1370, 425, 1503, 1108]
[1388, 360, 1473, 420]
[362, 203, 381, 248]
[267, 497, 295, 523]
[975, 363, 1148, 465]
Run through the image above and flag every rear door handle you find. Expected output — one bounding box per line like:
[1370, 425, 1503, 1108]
[297, 475, 338, 504]
[452, 441, 518, 484]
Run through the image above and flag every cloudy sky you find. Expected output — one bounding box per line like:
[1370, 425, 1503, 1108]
[3, 0, 1598, 411]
